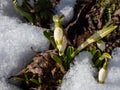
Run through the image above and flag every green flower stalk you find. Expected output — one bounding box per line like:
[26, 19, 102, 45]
[98, 61, 108, 84]
[53, 15, 67, 56]
[95, 52, 111, 67]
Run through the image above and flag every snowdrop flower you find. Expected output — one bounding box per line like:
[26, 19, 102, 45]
[58, 35, 67, 55]
[53, 15, 67, 56]
[98, 61, 108, 84]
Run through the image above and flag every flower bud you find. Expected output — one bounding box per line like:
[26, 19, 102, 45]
[58, 36, 67, 56]
[54, 27, 67, 56]
[53, 15, 67, 56]
[54, 27, 63, 46]
[98, 61, 108, 84]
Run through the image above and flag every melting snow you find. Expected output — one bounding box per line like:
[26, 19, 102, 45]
[59, 48, 120, 90]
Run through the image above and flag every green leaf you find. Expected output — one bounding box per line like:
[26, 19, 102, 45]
[24, 73, 29, 85]
[44, 29, 53, 38]
[43, 29, 56, 48]
[30, 78, 42, 85]
[15, 77, 25, 81]
[92, 49, 101, 64]
[65, 46, 74, 64]
[90, 47, 97, 56]
[50, 36, 56, 48]
[59, 14, 64, 22]
[58, 79, 62, 84]
[52, 55, 64, 68]
[66, 46, 74, 57]
[13, 0, 34, 24]
[38, 77, 42, 84]
[72, 24, 117, 58]
[61, 46, 75, 70]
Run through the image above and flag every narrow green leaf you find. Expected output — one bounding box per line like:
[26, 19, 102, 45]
[90, 47, 97, 56]
[43, 30, 56, 48]
[38, 77, 42, 84]
[30, 78, 41, 85]
[15, 77, 25, 81]
[13, 0, 33, 24]
[24, 74, 28, 80]
[71, 24, 117, 58]
[43, 30, 50, 40]
[52, 55, 63, 67]
[50, 36, 56, 48]
[24, 73, 29, 85]
[66, 46, 74, 57]
[59, 14, 64, 22]
[43, 30, 53, 39]
[92, 49, 101, 64]
[66, 46, 74, 64]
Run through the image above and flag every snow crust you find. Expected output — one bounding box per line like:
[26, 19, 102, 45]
[59, 48, 120, 90]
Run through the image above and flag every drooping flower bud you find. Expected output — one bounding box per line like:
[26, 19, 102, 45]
[54, 27, 63, 48]
[98, 61, 108, 84]
[53, 15, 67, 56]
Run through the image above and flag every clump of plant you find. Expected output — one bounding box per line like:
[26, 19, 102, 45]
[13, 0, 54, 28]
[44, 14, 117, 72]
[90, 46, 111, 83]
[100, 0, 116, 23]
[87, 0, 118, 30]
[11, 70, 42, 89]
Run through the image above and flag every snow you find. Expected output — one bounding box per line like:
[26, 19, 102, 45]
[0, 0, 21, 17]
[58, 48, 120, 90]
[0, 0, 49, 89]
[0, 78, 21, 90]
[56, 0, 76, 24]
[0, 15, 49, 77]
[0, 0, 76, 89]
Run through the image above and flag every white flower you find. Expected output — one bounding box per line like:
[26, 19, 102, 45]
[54, 27, 67, 56]
[58, 35, 67, 56]
[98, 62, 108, 84]
[53, 15, 67, 56]
[54, 27, 63, 46]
